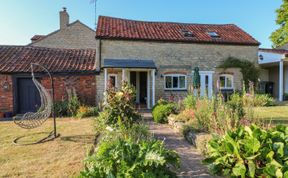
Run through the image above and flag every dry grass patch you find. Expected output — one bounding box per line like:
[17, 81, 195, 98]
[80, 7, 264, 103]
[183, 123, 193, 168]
[0, 118, 96, 178]
[254, 103, 288, 124]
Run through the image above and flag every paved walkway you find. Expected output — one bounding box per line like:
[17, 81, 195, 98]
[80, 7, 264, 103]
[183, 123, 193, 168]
[141, 112, 215, 178]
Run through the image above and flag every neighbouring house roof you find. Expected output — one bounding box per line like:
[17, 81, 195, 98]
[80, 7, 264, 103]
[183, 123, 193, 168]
[0, 45, 96, 74]
[259, 48, 288, 55]
[103, 59, 157, 69]
[96, 16, 260, 46]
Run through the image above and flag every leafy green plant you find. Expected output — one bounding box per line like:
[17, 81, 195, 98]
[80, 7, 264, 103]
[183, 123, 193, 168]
[104, 81, 141, 129]
[227, 92, 245, 119]
[152, 103, 177, 123]
[54, 101, 69, 117]
[81, 138, 180, 178]
[68, 94, 81, 117]
[76, 106, 98, 118]
[183, 94, 197, 110]
[194, 97, 214, 132]
[174, 109, 195, 123]
[203, 125, 288, 178]
[254, 94, 275, 107]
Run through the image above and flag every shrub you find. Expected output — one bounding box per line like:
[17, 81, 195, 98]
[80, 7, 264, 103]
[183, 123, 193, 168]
[254, 94, 275, 107]
[104, 82, 141, 129]
[81, 138, 180, 178]
[68, 94, 80, 117]
[183, 94, 197, 109]
[152, 103, 177, 123]
[54, 101, 69, 117]
[194, 98, 214, 132]
[76, 106, 98, 118]
[152, 98, 169, 111]
[174, 109, 195, 123]
[203, 125, 288, 178]
[227, 93, 245, 119]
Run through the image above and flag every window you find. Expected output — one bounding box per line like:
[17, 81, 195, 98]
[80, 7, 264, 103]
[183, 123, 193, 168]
[180, 29, 194, 37]
[164, 74, 187, 90]
[219, 74, 233, 89]
[108, 74, 117, 88]
[208, 31, 220, 38]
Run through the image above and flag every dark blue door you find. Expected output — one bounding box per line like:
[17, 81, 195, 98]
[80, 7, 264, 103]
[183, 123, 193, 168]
[17, 78, 41, 114]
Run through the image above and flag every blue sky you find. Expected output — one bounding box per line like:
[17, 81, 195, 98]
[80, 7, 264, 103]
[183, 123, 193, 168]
[0, 0, 282, 48]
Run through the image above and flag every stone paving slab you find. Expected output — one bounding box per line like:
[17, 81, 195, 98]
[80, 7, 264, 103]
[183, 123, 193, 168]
[142, 112, 216, 178]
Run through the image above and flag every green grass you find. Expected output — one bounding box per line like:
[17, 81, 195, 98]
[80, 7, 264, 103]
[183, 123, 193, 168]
[254, 102, 288, 124]
[0, 118, 96, 178]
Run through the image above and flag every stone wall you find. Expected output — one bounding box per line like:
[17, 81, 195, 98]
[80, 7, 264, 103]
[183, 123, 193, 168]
[0, 75, 13, 112]
[96, 39, 258, 103]
[31, 21, 96, 49]
[0, 75, 96, 114]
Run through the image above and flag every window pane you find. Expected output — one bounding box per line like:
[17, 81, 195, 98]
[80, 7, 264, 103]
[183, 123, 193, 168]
[173, 76, 178, 88]
[226, 76, 232, 88]
[165, 76, 172, 88]
[219, 76, 225, 88]
[179, 76, 185, 88]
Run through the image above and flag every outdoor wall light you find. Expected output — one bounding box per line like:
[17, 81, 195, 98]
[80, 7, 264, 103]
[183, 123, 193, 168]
[259, 54, 264, 60]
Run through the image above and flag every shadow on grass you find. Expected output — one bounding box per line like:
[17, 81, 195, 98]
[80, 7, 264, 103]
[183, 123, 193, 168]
[61, 135, 97, 144]
[263, 117, 288, 125]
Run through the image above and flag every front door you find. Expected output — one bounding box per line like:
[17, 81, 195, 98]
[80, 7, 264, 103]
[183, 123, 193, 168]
[17, 78, 41, 114]
[130, 71, 147, 107]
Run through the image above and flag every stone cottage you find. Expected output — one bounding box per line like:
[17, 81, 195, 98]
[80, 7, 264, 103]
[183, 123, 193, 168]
[95, 16, 260, 109]
[0, 10, 260, 115]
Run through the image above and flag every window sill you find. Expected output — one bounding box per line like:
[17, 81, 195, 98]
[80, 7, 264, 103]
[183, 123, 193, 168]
[164, 89, 187, 92]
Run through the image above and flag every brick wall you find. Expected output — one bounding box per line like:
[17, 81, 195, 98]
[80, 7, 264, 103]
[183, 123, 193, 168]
[0, 75, 96, 114]
[96, 39, 258, 103]
[41, 75, 96, 105]
[0, 75, 13, 112]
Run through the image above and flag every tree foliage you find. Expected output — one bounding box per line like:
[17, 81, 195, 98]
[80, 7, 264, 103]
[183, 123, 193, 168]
[270, 0, 288, 47]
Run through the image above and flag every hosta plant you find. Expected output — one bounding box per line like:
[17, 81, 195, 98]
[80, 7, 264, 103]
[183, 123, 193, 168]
[203, 124, 288, 178]
[80, 138, 180, 178]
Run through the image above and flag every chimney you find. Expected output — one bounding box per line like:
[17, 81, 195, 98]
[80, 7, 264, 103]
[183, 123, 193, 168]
[60, 7, 69, 29]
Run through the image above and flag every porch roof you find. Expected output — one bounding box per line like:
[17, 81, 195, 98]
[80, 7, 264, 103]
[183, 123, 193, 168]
[103, 59, 157, 69]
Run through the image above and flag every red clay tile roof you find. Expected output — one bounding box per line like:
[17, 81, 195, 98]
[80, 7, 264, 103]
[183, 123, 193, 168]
[0, 46, 96, 73]
[259, 48, 288, 55]
[30, 35, 46, 42]
[96, 16, 260, 46]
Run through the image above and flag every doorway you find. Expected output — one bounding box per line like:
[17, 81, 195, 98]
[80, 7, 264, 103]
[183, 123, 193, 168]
[130, 71, 147, 107]
[17, 78, 41, 114]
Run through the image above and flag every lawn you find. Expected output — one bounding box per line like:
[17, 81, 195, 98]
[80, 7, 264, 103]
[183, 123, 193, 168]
[0, 118, 96, 178]
[254, 102, 288, 124]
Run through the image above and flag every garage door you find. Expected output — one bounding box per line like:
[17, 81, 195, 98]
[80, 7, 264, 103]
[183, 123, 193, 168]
[17, 78, 41, 114]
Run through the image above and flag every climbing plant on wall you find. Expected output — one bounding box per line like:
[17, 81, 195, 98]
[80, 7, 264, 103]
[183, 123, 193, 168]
[218, 57, 260, 89]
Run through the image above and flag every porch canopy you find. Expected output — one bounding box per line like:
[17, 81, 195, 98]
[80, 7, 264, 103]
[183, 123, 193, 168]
[103, 59, 157, 69]
[103, 59, 156, 109]
[259, 48, 288, 101]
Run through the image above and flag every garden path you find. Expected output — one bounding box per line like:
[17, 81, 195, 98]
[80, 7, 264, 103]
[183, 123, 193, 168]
[141, 112, 216, 178]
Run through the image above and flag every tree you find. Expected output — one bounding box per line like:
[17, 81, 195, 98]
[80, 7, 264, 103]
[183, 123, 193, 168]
[270, 0, 288, 48]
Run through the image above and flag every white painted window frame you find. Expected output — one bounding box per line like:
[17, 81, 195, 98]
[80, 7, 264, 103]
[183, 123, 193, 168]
[164, 74, 187, 90]
[219, 74, 234, 89]
[108, 74, 118, 88]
